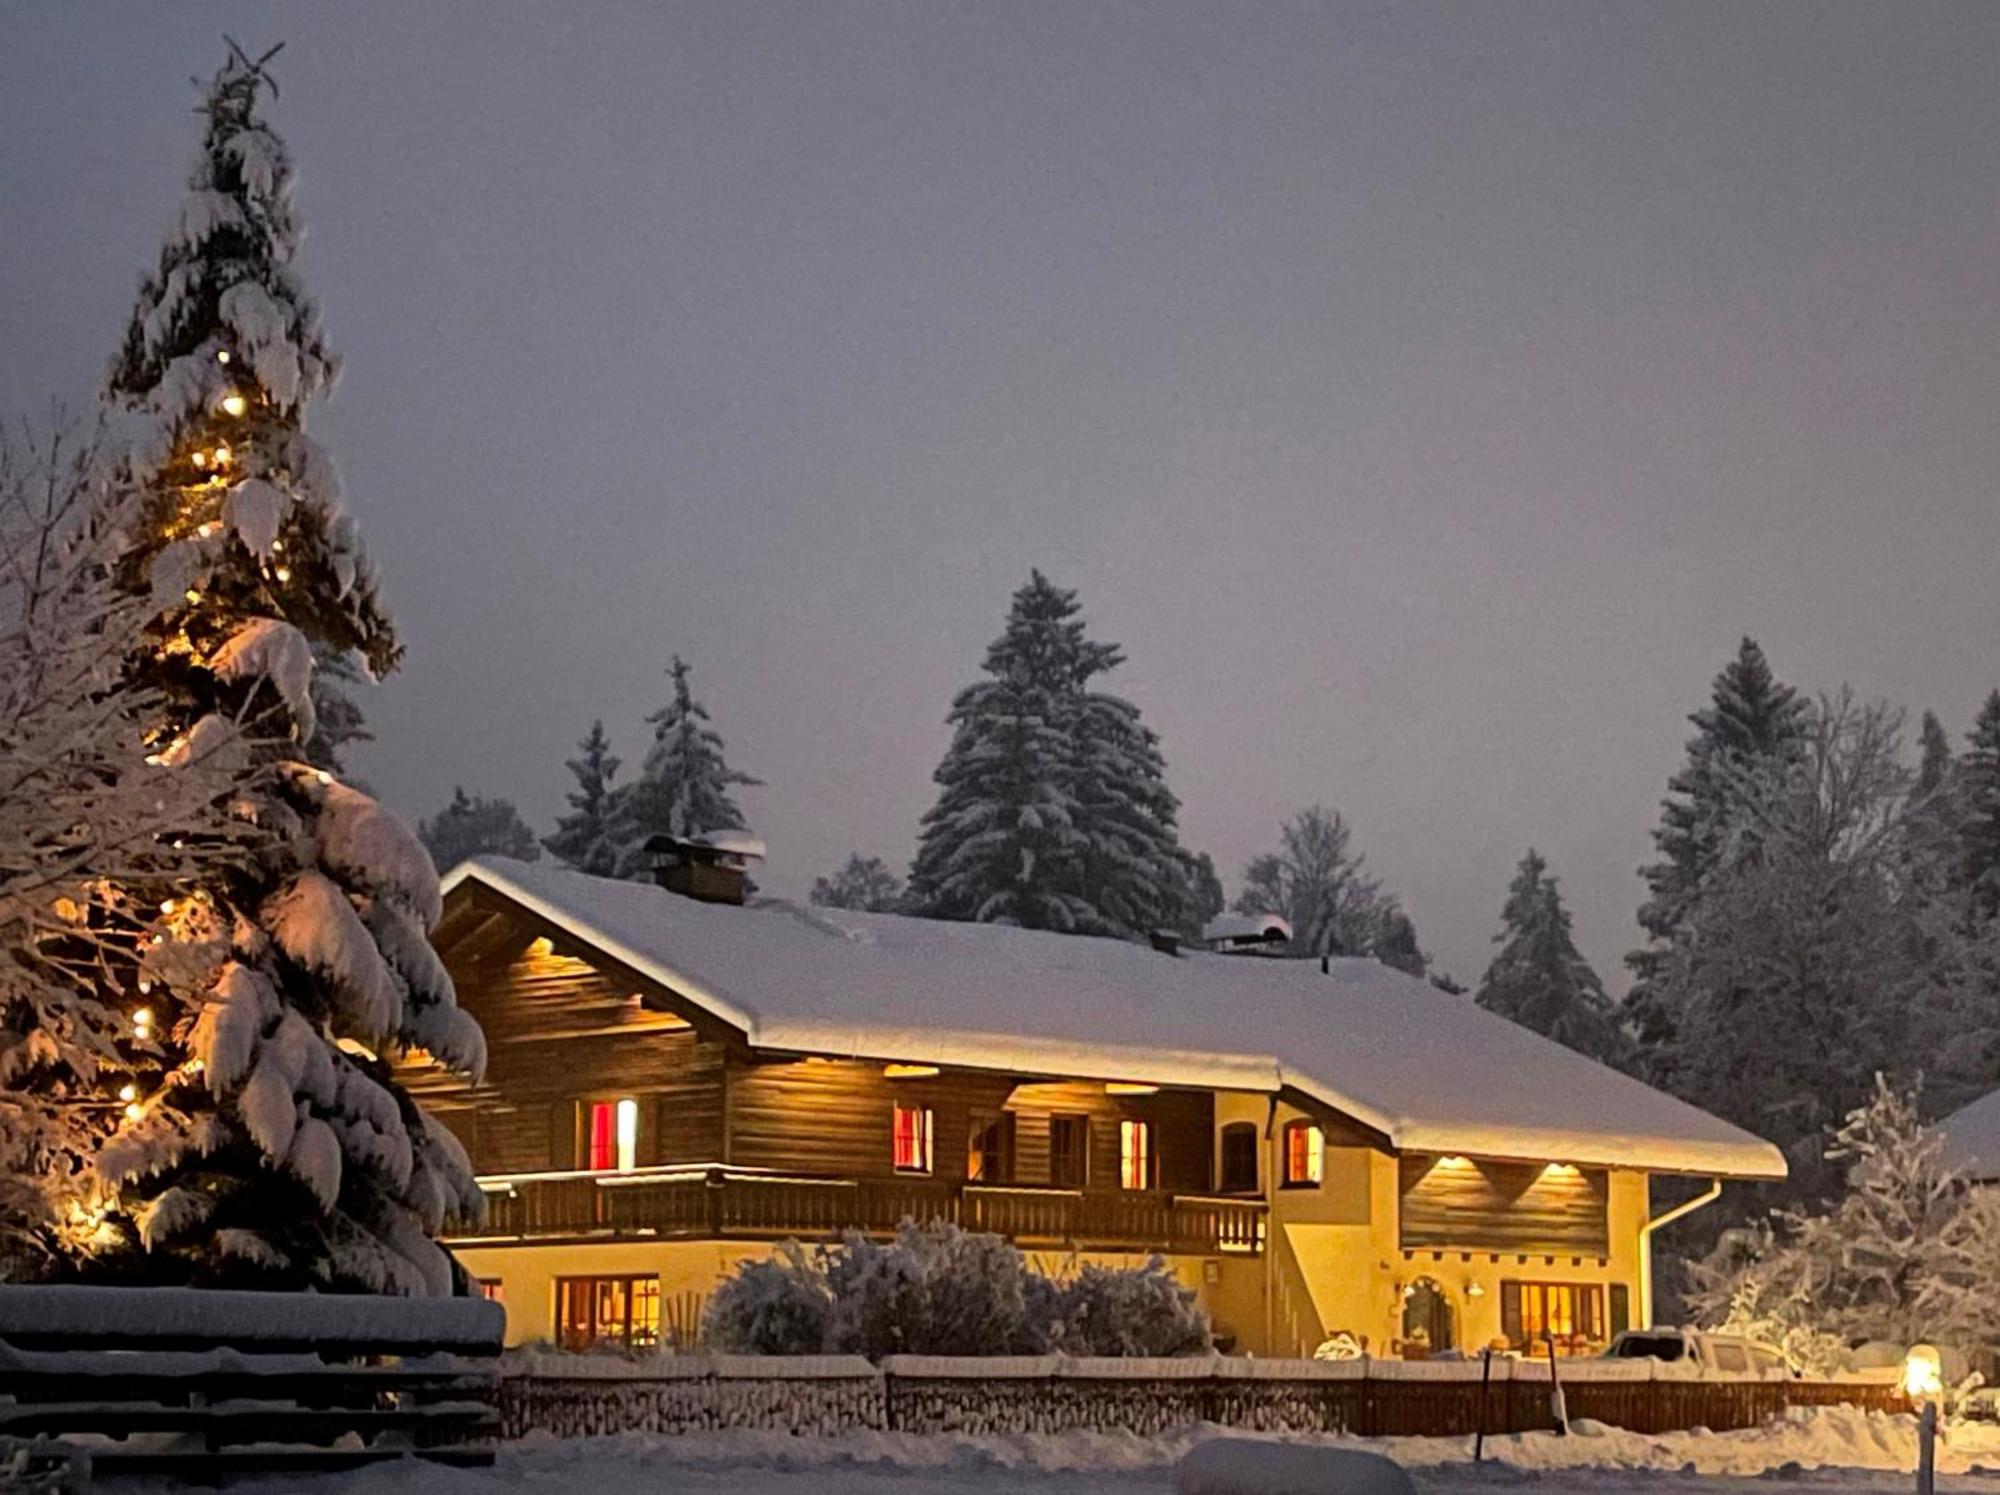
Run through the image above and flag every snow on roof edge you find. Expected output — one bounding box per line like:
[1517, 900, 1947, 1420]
[440, 859, 1787, 1181]
[443, 857, 760, 1037]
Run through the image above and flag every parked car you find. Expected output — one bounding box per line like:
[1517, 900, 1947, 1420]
[1603, 1328, 1794, 1377]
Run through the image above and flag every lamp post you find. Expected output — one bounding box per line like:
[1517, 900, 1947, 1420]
[1904, 1344, 1942, 1495]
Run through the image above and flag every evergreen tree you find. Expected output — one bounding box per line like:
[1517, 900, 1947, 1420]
[301, 644, 372, 779]
[1476, 850, 1624, 1064]
[1627, 638, 1808, 1059]
[907, 572, 1189, 936]
[543, 720, 620, 876]
[89, 45, 484, 1293]
[1177, 851, 1227, 937]
[810, 854, 903, 913]
[419, 787, 540, 871]
[1233, 806, 1425, 972]
[1959, 692, 2000, 920]
[611, 656, 759, 877]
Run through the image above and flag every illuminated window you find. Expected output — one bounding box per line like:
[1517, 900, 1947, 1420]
[555, 1275, 660, 1351]
[1283, 1121, 1325, 1187]
[582, 1098, 640, 1172]
[1504, 1281, 1607, 1353]
[1119, 1119, 1153, 1191]
[893, 1103, 933, 1173]
[476, 1278, 504, 1303]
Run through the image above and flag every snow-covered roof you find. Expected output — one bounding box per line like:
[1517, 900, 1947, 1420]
[1202, 912, 1293, 945]
[441, 857, 1786, 1180]
[1939, 1088, 2000, 1181]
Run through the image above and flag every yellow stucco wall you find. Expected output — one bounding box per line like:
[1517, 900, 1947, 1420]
[457, 1092, 1655, 1358]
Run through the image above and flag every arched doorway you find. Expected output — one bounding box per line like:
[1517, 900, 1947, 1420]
[1401, 1278, 1455, 1357]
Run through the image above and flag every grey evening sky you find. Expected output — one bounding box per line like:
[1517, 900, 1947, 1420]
[5, 3, 1998, 990]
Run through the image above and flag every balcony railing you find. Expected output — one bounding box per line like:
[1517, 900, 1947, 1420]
[453, 1167, 1266, 1257]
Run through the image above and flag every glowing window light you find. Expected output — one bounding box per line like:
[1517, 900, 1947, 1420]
[615, 1097, 639, 1174]
[220, 393, 248, 418]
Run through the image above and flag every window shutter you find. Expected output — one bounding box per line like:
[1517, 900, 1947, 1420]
[1609, 1282, 1630, 1338]
[1499, 1281, 1523, 1348]
[552, 1101, 580, 1169]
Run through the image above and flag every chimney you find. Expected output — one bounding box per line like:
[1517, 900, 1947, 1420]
[1148, 930, 1182, 957]
[645, 831, 765, 907]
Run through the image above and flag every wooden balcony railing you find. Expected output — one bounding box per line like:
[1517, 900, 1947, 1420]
[453, 1168, 1266, 1257]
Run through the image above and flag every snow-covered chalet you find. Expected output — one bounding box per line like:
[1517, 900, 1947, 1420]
[401, 850, 1786, 1357]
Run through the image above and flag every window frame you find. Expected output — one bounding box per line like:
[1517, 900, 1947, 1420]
[1118, 1117, 1154, 1192]
[1504, 1280, 1607, 1352]
[967, 1111, 1016, 1184]
[1219, 1122, 1259, 1194]
[1049, 1113, 1090, 1189]
[554, 1274, 661, 1351]
[1282, 1120, 1326, 1189]
[892, 1101, 935, 1174]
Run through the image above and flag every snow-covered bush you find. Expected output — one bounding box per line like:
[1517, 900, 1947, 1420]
[702, 1221, 1211, 1358]
[1051, 1256, 1211, 1358]
[702, 1241, 834, 1355]
[1689, 1075, 2000, 1367]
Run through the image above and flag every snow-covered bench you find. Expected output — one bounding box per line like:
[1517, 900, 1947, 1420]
[0, 1285, 504, 1483]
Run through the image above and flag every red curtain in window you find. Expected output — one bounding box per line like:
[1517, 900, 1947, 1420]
[587, 1102, 615, 1171]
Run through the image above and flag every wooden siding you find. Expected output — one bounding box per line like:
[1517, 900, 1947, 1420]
[725, 1056, 1017, 1179]
[1397, 1155, 1609, 1256]
[1006, 1082, 1213, 1193]
[396, 933, 726, 1175]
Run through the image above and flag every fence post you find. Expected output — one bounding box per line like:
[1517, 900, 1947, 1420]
[1475, 1348, 1492, 1462]
[1917, 1399, 1937, 1495]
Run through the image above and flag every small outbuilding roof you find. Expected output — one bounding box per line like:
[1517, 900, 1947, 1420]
[1939, 1087, 2000, 1181]
[440, 856, 1787, 1181]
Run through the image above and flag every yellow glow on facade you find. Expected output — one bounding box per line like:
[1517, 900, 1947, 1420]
[1105, 1082, 1160, 1096]
[883, 1063, 940, 1079]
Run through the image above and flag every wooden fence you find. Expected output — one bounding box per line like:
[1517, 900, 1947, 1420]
[498, 1353, 1908, 1442]
[0, 1284, 505, 1485]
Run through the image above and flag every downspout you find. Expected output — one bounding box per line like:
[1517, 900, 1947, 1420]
[1638, 1177, 1721, 1328]
[1263, 1093, 1279, 1355]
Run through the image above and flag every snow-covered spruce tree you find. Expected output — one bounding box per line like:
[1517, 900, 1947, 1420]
[1959, 692, 2000, 921]
[1233, 806, 1426, 974]
[1627, 638, 1808, 1070]
[907, 571, 1190, 937]
[543, 720, 620, 876]
[0, 426, 259, 1276]
[1641, 694, 1928, 1183]
[1476, 850, 1625, 1065]
[611, 656, 759, 878]
[1178, 850, 1227, 937]
[419, 787, 540, 872]
[809, 852, 903, 913]
[92, 45, 485, 1292]
[301, 644, 372, 779]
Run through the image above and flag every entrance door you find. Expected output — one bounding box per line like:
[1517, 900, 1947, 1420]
[1402, 1278, 1455, 1357]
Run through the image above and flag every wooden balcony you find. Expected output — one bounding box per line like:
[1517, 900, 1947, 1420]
[452, 1167, 1266, 1257]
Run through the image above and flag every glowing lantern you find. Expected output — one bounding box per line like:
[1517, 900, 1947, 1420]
[1904, 1343, 1943, 1401]
[220, 393, 248, 417]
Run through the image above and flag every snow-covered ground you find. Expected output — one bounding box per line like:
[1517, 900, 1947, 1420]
[183, 1407, 2000, 1495]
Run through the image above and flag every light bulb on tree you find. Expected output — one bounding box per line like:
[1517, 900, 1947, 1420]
[219, 392, 248, 417]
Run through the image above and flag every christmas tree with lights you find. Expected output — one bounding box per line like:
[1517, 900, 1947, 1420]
[87, 41, 485, 1292]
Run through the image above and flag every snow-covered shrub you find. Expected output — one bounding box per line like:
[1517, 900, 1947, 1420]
[1051, 1256, 1211, 1358]
[702, 1241, 834, 1354]
[702, 1222, 1211, 1358]
[825, 1220, 1048, 1357]
[1689, 1076, 2000, 1368]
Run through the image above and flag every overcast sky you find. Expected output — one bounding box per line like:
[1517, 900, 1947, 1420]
[5, 3, 1998, 988]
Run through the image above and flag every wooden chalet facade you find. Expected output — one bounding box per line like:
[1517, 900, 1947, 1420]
[405, 857, 1786, 1356]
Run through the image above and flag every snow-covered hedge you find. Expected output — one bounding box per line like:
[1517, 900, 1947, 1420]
[702, 1221, 1209, 1358]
